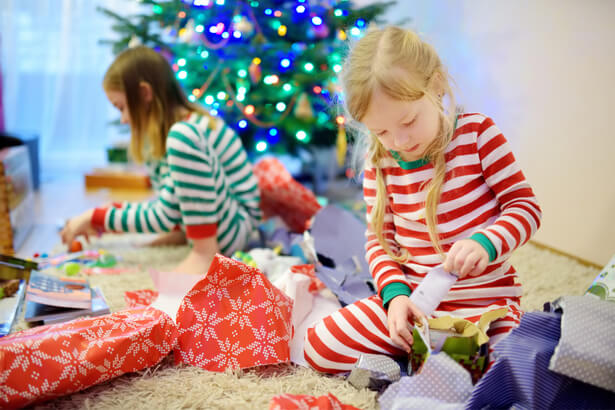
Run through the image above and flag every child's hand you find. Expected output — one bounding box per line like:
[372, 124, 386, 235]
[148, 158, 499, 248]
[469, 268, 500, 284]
[386, 295, 426, 353]
[443, 239, 489, 278]
[60, 209, 95, 246]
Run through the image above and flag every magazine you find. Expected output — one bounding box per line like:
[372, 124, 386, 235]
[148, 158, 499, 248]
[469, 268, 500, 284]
[24, 287, 110, 324]
[26, 271, 92, 309]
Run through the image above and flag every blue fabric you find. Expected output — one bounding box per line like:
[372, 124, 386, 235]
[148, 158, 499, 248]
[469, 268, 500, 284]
[466, 311, 615, 409]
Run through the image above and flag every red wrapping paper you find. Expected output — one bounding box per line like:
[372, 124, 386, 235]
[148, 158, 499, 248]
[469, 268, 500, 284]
[270, 393, 361, 410]
[290, 264, 326, 293]
[174, 254, 294, 371]
[125, 289, 159, 308]
[0, 307, 177, 409]
[253, 158, 321, 233]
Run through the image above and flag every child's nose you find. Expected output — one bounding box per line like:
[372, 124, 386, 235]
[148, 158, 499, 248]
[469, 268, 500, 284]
[394, 131, 411, 147]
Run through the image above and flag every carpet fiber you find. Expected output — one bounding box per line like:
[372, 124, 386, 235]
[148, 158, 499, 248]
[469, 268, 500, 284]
[20, 234, 599, 410]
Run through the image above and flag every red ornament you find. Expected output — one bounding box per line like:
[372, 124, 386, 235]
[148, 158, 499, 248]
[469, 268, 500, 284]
[69, 240, 83, 253]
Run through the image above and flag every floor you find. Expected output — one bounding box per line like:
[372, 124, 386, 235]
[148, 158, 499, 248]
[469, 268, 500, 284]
[14, 165, 363, 259]
[15, 171, 153, 259]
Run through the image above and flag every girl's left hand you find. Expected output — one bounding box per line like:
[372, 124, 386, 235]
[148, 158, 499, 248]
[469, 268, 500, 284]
[443, 239, 489, 278]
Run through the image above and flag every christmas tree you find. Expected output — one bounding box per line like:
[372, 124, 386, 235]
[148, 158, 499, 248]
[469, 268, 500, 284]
[99, 0, 395, 159]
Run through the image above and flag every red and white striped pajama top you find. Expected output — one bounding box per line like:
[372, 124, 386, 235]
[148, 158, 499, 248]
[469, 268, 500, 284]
[304, 113, 542, 373]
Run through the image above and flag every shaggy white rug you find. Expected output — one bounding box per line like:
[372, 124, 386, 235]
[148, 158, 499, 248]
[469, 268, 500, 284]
[20, 234, 599, 410]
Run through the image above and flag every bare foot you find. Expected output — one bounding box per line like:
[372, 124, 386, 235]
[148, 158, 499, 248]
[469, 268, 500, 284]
[146, 230, 188, 247]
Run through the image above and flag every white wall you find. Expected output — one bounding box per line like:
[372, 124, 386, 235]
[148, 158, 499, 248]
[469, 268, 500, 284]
[357, 0, 615, 265]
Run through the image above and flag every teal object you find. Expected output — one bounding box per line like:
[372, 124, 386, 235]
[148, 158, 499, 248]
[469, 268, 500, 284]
[94, 254, 117, 268]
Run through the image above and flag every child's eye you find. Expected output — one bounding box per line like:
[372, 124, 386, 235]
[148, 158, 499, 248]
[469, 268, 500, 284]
[402, 119, 415, 127]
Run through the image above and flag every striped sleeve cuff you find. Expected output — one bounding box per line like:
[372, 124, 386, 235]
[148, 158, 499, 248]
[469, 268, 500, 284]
[185, 223, 217, 239]
[381, 282, 412, 310]
[91, 207, 108, 231]
[470, 232, 497, 262]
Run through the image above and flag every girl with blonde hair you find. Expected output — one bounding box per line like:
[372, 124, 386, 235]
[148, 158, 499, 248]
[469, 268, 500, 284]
[61, 46, 261, 274]
[304, 26, 541, 372]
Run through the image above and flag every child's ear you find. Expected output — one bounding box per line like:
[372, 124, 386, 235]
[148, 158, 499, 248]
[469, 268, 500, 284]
[139, 81, 153, 104]
[428, 73, 445, 98]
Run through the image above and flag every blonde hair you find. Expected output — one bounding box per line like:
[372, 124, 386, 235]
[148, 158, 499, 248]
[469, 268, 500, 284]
[103, 46, 210, 163]
[342, 26, 457, 262]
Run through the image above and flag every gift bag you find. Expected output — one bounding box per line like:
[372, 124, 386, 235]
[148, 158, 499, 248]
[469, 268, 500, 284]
[410, 309, 507, 383]
[174, 254, 294, 371]
[0, 307, 177, 408]
[253, 158, 321, 233]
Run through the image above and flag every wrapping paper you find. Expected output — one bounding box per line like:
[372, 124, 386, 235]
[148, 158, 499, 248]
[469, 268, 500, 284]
[125, 289, 159, 308]
[347, 354, 401, 391]
[273, 264, 341, 366]
[174, 254, 294, 371]
[409, 309, 507, 383]
[548, 296, 615, 392]
[379, 353, 472, 410]
[0, 307, 177, 409]
[253, 157, 321, 233]
[311, 205, 376, 306]
[270, 393, 360, 410]
[466, 310, 615, 409]
[586, 253, 615, 302]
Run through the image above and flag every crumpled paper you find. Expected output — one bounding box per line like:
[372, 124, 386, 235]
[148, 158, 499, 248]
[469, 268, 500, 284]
[379, 353, 472, 410]
[253, 157, 322, 233]
[347, 354, 402, 391]
[548, 295, 615, 392]
[466, 310, 615, 409]
[311, 205, 376, 306]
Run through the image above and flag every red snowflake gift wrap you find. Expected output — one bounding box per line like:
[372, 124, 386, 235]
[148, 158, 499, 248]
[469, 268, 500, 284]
[174, 254, 294, 371]
[253, 157, 321, 233]
[0, 307, 177, 409]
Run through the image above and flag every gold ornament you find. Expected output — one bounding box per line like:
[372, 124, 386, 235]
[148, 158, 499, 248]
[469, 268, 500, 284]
[294, 92, 314, 120]
[336, 125, 347, 166]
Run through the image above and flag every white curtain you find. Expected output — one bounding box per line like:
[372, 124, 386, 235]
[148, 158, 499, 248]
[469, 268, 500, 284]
[0, 0, 142, 173]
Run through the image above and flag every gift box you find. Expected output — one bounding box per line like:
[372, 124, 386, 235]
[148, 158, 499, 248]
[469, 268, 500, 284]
[174, 254, 294, 372]
[0, 307, 177, 408]
[409, 309, 507, 383]
[586, 253, 615, 302]
[253, 157, 321, 233]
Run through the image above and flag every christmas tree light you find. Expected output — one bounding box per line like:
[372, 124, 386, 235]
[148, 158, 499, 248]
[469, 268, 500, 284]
[99, 0, 397, 155]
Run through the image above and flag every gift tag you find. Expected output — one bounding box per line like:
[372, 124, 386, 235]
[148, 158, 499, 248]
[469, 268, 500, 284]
[409, 266, 458, 316]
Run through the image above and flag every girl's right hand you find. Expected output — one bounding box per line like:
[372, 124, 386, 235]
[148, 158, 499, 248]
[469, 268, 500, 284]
[60, 209, 95, 246]
[386, 295, 426, 353]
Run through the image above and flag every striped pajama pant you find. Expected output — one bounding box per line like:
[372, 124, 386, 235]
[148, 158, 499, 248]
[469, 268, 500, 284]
[303, 292, 522, 374]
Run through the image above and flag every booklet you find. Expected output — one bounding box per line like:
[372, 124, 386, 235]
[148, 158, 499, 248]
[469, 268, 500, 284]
[26, 271, 92, 309]
[24, 287, 109, 325]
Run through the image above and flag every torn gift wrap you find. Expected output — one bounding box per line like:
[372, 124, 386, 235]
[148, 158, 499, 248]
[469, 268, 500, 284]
[409, 308, 507, 383]
[347, 354, 402, 391]
[311, 205, 376, 306]
[466, 310, 615, 409]
[548, 296, 615, 392]
[379, 353, 473, 410]
[174, 254, 293, 372]
[0, 307, 177, 409]
[253, 157, 321, 233]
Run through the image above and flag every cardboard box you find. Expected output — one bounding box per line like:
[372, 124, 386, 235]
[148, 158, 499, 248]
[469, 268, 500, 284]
[85, 166, 151, 190]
